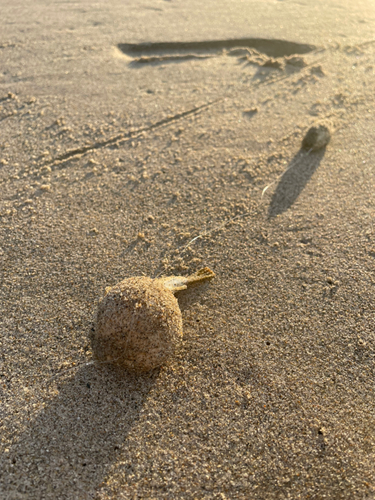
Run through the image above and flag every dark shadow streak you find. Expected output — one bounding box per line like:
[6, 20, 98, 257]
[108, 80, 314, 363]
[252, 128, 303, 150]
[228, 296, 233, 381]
[268, 147, 327, 218]
[118, 38, 316, 59]
[0, 364, 157, 498]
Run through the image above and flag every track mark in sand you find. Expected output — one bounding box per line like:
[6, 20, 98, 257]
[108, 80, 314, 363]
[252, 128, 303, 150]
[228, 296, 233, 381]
[118, 38, 316, 64]
[44, 99, 220, 168]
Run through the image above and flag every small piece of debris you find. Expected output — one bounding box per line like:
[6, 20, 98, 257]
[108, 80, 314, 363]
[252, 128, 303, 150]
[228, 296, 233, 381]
[244, 108, 258, 119]
[302, 125, 331, 150]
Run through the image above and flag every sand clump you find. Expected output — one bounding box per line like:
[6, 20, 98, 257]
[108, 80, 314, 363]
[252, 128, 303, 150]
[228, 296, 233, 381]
[91, 268, 215, 373]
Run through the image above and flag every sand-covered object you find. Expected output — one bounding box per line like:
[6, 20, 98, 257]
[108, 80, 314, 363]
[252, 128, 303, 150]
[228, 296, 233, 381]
[92, 268, 215, 372]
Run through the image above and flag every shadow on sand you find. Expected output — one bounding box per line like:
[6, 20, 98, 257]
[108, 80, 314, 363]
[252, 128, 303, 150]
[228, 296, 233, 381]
[1, 364, 157, 499]
[268, 147, 327, 218]
[0, 283, 211, 499]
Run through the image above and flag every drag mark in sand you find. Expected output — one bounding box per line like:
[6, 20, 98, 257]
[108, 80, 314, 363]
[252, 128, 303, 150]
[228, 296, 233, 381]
[43, 99, 221, 169]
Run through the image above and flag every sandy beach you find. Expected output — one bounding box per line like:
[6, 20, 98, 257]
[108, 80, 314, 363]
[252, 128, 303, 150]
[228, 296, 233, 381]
[1, 1, 375, 498]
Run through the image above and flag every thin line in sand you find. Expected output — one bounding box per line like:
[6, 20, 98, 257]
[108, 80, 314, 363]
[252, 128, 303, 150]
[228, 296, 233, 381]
[43, 99, 222, 168]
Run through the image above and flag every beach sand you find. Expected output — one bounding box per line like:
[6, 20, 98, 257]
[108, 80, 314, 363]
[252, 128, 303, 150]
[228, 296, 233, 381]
[0, 1, 375, 498]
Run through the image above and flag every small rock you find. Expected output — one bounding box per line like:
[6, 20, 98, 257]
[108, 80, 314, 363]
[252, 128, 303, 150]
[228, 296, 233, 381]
[302, 125, 331, 150]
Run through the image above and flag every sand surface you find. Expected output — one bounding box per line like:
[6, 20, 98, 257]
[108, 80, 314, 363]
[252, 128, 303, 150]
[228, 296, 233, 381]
[1, 1, 375, 498]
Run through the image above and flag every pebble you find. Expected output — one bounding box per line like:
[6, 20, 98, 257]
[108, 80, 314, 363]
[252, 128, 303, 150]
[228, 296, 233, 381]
[302, 125, 331, 150]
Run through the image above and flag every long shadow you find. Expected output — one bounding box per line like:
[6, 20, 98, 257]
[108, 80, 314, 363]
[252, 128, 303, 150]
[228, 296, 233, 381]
[0, 363, 156, 499]
[268, 147, 327, 218]
[118, 38, 315, 59]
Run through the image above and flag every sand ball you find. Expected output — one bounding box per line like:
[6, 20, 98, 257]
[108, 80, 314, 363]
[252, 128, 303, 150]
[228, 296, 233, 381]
[92, 277, 182, 373]
[91, 268, 215, 373]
